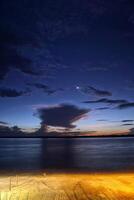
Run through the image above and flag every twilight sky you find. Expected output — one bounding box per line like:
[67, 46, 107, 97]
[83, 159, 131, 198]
[0, 0, 134, 136]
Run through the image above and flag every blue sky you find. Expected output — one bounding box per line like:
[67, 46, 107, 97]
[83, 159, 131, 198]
[0, 0, 134, 136]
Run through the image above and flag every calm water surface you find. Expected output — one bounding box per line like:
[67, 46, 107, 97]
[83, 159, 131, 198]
[0, 137, 134, 173]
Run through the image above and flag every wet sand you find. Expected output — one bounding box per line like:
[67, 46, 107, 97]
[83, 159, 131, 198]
[0, 172, 134, 200]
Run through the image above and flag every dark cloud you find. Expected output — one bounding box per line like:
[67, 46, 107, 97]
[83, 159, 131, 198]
[0, 121, 9, 125]
[97, 119, 109, 122]
[117, 102, 134, 109]
[37, 104, 89, 131]
[0, 41, 42, 80]
[129, 128, 134, 135]
[27, 83, 64, 95]
[0, 20, 62, 81]
[89, 86, 112, 96]
[81, 86, 112, 97]
[0, 125, 21, 136]
[95, 107, 110, 110]
[121, 120, 134, 123]
[82, 97, 134, 110]
[0, 87, 27, 98]
[0, 125, 11, 133]
[82, 98, 128, 105]
[82, 98, 134, 110]
[0, 125, 33, 137]
[121, 123, 134, 126]
[27, 83, 50, 90]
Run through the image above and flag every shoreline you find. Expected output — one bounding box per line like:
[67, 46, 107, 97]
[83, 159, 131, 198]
[0, 135, 134, 138]
[0, 169, 134, 176]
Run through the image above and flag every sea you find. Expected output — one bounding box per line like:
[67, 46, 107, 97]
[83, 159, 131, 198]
[0, 137, 134, 173]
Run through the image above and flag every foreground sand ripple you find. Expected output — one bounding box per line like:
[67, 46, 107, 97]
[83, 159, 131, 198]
[0, 173, 134, 200]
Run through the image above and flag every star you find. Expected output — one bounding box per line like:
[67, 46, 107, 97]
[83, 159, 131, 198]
[76, 86, 80, 90]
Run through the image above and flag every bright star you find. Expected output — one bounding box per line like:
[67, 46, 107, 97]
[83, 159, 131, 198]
[76, 86, 80, 90]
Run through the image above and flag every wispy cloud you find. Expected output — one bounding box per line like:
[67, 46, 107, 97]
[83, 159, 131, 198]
[82, 98, 134, 110]
[121, 123, 134, 126]
[82, 98, 128, 105]
[95, 107, 110, 110]
[27, 82, 64, 95]
[78, 86, 112, 97]
[117, 102, 134, 109]
[121, 120, 134, 123]
[0, 87, 28, 98]
[88, 86, 112, 96]
[0, 121, 9, 125]
[97, 119, 109, 122]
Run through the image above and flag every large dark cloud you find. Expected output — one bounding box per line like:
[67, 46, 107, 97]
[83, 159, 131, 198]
[37, 104, 89, 130]
[0, 87, 27, 97]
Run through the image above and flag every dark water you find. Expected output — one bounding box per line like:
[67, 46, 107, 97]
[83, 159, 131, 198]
[0, 137, 134, 173]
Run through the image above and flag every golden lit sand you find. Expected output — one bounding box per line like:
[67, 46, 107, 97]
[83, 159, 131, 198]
[0, 173, 134, 200]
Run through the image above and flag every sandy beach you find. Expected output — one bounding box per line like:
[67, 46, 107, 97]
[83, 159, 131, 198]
[0, 172, 134, 200]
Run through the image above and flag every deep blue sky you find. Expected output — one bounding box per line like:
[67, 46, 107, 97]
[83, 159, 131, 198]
[0, 0, 134, 136]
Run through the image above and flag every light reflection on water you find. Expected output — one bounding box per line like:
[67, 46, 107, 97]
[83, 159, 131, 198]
[0, 137, 134, 172]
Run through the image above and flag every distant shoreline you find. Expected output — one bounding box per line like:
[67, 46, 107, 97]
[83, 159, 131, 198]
[0, 135, 133, 138]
